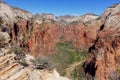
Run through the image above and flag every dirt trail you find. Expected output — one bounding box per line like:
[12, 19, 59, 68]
[65, 60, 85, 78]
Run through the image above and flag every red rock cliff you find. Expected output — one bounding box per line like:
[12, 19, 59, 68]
[28, 23, 60, 57]
[10, 18, 102, 57]
[83, 28, 120, 80]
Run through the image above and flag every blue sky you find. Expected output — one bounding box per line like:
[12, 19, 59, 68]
[3, 0, 120, 16]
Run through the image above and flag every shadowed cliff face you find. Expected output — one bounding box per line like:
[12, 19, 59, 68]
[10, 20, 29, 52]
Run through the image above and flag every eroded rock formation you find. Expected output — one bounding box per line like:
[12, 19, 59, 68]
[0, 2, 32, 25]
[0, 53, 69, 80]
[9, 13, 101, 57]
[28, 23, 60, 56]
[84, 28, 120, 80]
[83, 4, 120, 80]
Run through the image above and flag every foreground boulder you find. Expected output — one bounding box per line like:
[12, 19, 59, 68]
[0, 53, 69, 80]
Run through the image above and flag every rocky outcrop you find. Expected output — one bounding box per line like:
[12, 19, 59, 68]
[9, 20, 30, 54]
[83, 4, 120, 80]
[0, 32, 10, 45]
[0, 53, 69, 80]
[0, 2, 32, 25]
[10, 20, 28, 43]
[101, 4, 120, 28]
[101, 4, 120, 19]
[32, 14, 55, 24]
[104, 12, 120, 28]
[95, 28, 120, 80]
[84, 28, 120, 80]
[78, 13, 99, 23]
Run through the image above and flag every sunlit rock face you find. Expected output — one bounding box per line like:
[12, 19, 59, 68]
[32, 14, 55, 24]
[101, 4, 120, 19]
[0, 2, 32, 25]
[83, 28, 120, 80]
[0, 53, 70, 80]
[56, 14, 99, 24]
[83, 4, 120, 80]
[78, 13, 99, 23]
[28, 23, 60, 57]
[101, 4, 120, 28]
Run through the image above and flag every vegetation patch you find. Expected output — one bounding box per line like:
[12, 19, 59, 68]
[30, 56, 52, 70]
[117, 65, 120, 74]
[46, 41, 88, 76]
[56, 41, 88, 64]
[0, 17, 4, 25]
[0, 36, 6, 47]
[7, 46, 28, 67]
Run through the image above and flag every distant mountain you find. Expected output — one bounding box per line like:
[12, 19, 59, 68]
[32, 13, 99, 24]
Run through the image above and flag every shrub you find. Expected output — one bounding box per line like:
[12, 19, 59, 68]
[117, 65, 120, 74]
[30, 56, 51, 70]
[0, 36, 6, 48]
[51, 19, 56, 24]
[19, 60, 28, 67]
[70, 21, 79, 25]
[15, 16, 23, 20]
[0, 17, 4, 25]
[7, 46, 28, 67]
[8, 46, 26, 60]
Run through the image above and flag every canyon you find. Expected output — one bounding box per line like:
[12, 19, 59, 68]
[0, 1, 120, 80]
